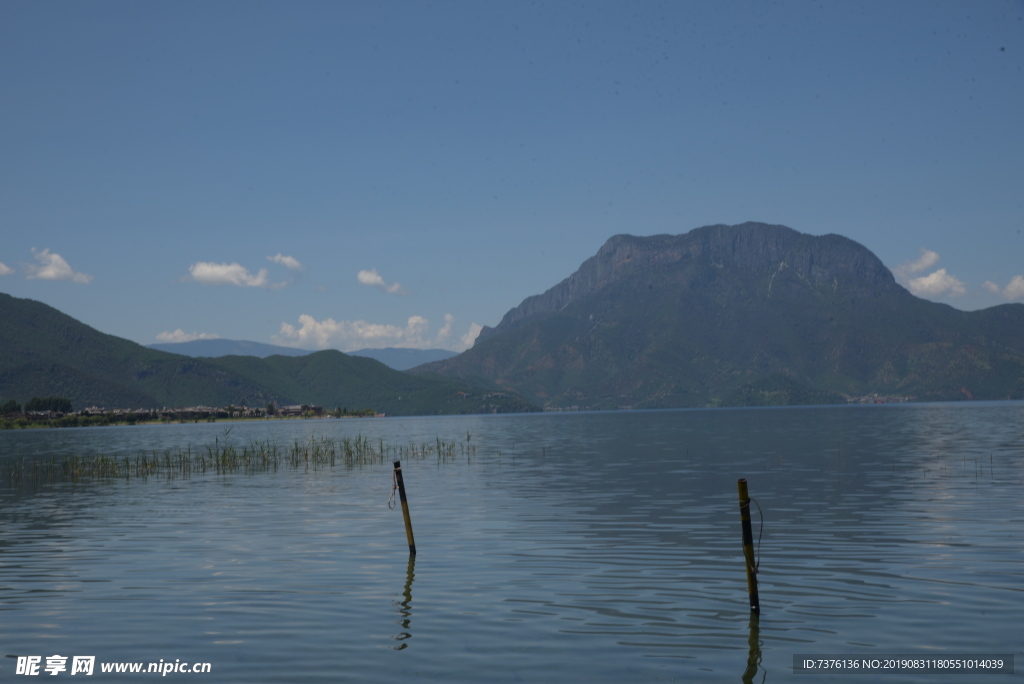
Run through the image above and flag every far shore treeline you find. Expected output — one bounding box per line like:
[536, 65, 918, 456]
[1, 396, 73, 415]
[0, 396, 382, 430]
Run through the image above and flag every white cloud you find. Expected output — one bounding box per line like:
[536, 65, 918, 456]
[156, 329, 221, 343]
[893, 248, 940, 279]
[892, 249, 965, 299]
[273, 313, 471, 351]
[1006, 276, 1024, 301]
[26, 248, 92, 283]
[188, 261, 285, 289]
[461, 323, 483, 349]
[906, 268, 967, 297]
[984, 276, 1024, 301]
[0, 261, 13, 276]
[267, 253, 303, 271]
[405, 314, 429, 339]
[357, 268, 406, 295]
[436, 313, 455, 343]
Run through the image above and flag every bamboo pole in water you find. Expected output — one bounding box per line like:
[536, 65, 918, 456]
[737, 478, 760, 612]
[394, 461, 417, 555]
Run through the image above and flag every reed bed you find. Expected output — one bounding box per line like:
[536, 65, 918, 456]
[2, 434, 473, 486]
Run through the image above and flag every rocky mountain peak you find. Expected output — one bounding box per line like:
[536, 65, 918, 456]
[477, 222, 897, 343]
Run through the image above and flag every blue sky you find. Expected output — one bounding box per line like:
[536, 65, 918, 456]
[2, 0, 1022, 352]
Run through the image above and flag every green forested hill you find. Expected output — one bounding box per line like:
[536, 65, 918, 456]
[0, 292, 536, 414]
[206, 351, 535, 415]
[0, 291, 266, 409]
[414, 223, 1024, 409]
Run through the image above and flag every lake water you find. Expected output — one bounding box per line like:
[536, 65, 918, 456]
[1, 403, 1021, 682]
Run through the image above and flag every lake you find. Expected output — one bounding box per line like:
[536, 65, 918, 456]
[1, 403, 1021, 682]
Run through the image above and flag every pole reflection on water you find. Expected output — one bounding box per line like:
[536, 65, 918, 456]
[392, 556, 416, 650]
[742, 612, 763, 684]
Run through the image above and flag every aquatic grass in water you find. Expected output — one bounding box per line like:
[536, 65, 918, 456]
[1, 433, 472, 486]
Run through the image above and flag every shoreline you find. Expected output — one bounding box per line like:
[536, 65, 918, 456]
[0, 413, 383, 431]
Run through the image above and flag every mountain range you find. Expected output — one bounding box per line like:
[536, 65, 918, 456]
[413, 222, 1024, 409]
[5, 222, 1023, 414]
[0, 292, 535, 415]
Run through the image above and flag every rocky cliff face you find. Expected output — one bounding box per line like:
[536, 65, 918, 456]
[477, 222, 899, 343]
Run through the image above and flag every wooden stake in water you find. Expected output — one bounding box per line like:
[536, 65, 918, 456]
[393, 461, 417, 556]
[737, 478, 760, 612]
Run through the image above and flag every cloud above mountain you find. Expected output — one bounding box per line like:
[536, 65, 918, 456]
[461, 323, 483, 348]
[983, 276, 1024, 302]
[273, 313, 478, 351]
[894, 248, 940, 277]
[156, 329, 221, 343]
[892, 248, 965, 298]
[907, 268, 967, 297]
[25, 248, 93, 284]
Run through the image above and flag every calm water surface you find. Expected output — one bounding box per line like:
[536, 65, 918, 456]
[1, 403, 1022, 682]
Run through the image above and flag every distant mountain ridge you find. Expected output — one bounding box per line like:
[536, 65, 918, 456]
[350, 347, 458, 370]
[416, 222, 1024, 409]
[0, 292, 535, 415]
[148, 339, 311, 358]
[148, 340, 457, 370]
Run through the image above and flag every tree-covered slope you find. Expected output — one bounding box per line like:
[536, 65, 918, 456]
[0, 292, 276, 408]
[0, 292, 537, 414]
[208, 351, 536, 415]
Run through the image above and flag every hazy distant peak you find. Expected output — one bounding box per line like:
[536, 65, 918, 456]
[147, 339, 459, 371]
[147, 339, 311, 358]
[349, 347, 458, 371]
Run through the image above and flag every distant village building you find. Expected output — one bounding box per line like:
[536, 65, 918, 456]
[279, 404, 323, 417]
